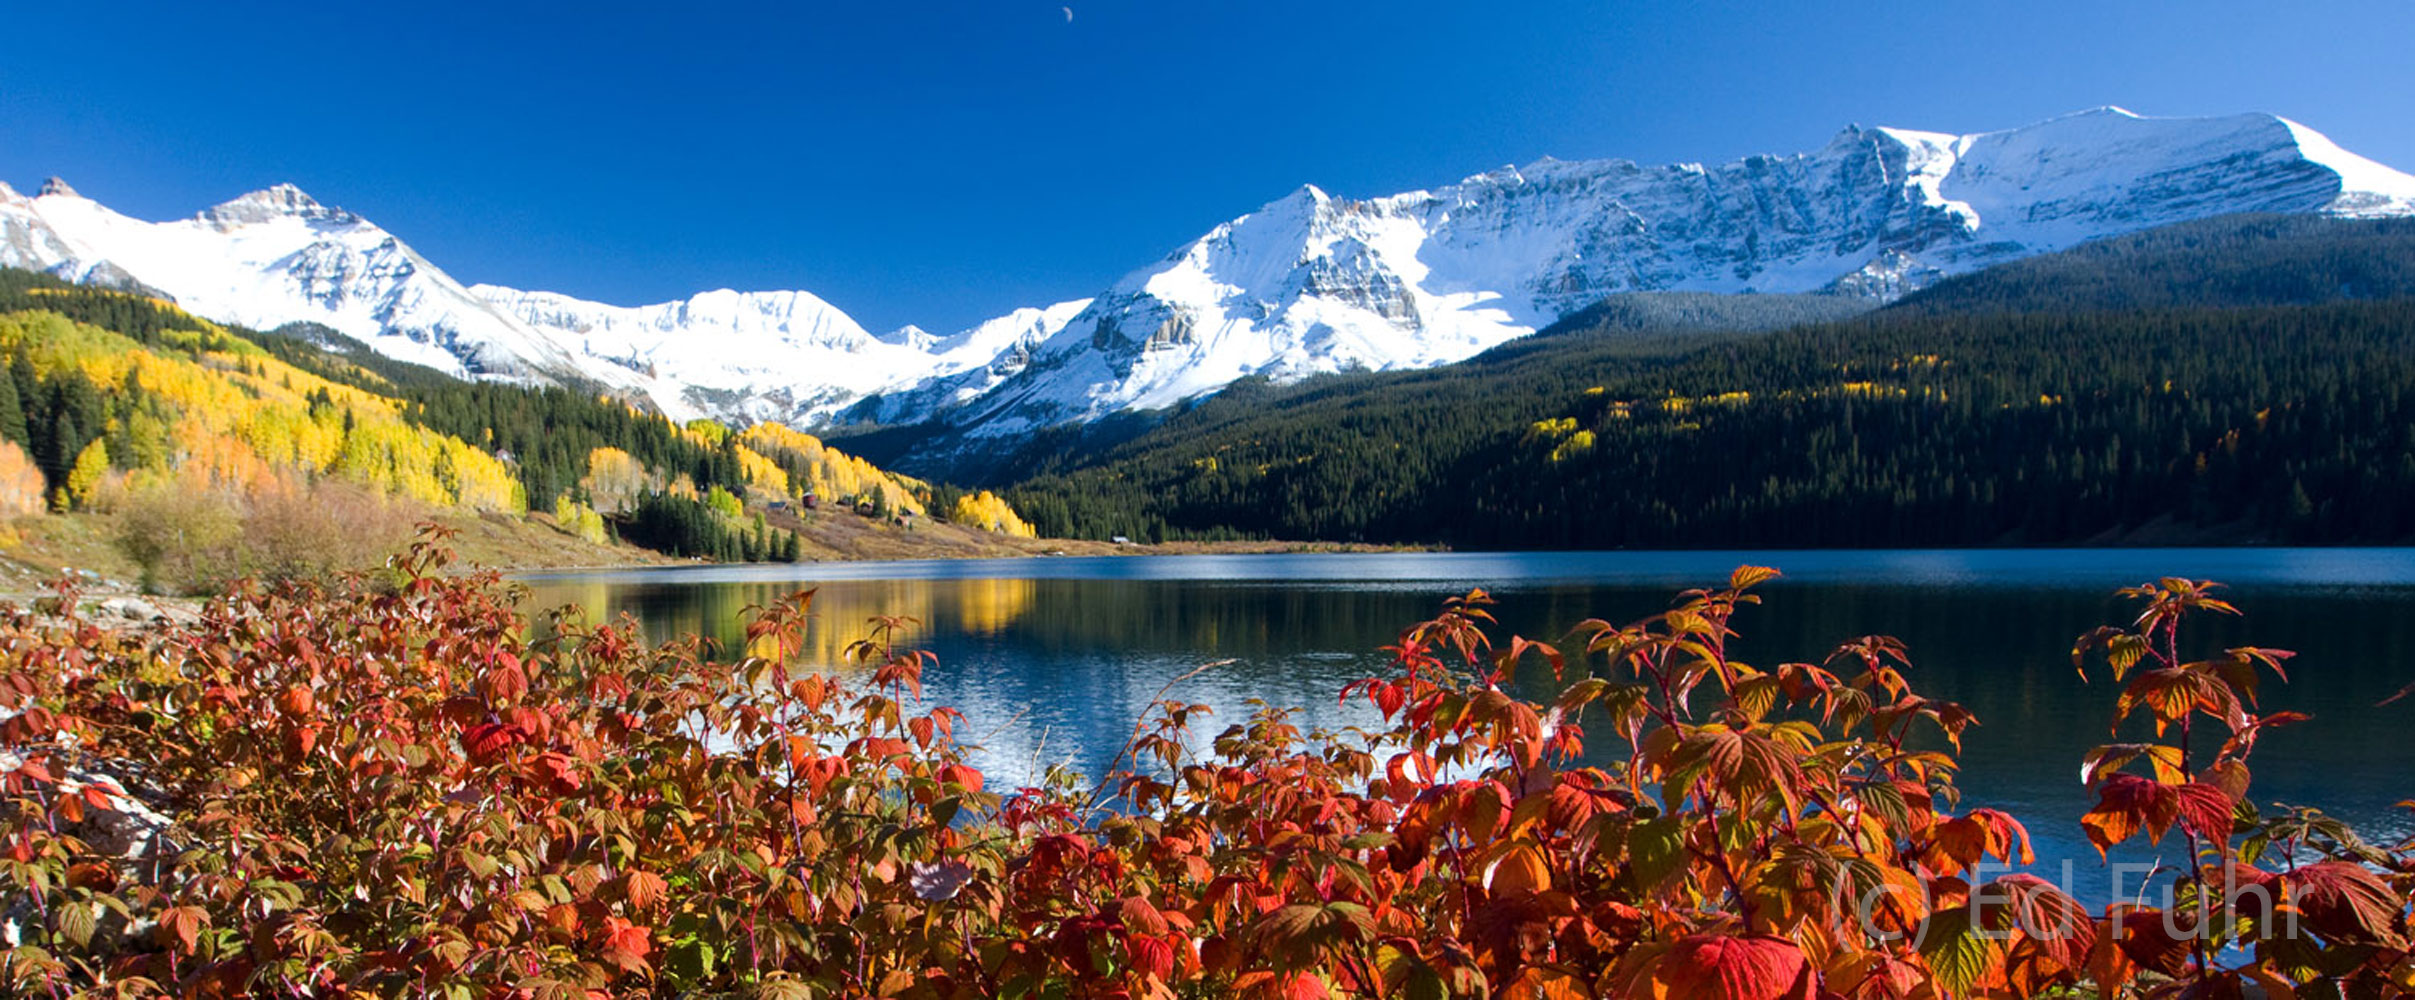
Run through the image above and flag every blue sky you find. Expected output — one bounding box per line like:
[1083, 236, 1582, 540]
[3, 1, 2410, 334]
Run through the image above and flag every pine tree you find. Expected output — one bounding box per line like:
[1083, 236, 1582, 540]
[39, 414, 81, 490]
[0, 364, 26, 450]
[9, 352, 35, 425]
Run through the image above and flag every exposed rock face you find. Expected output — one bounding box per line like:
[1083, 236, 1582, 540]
[889, 108, 2415, 448]
[3, 108, 2411, 441]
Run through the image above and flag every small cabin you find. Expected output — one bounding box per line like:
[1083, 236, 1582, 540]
[1111, 535, 1132, 546]
[799, 493, 819, 510]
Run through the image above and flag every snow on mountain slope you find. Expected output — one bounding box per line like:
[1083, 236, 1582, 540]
[6, 107, 2412, 443]
[841, 299, 1092, 426]
[468, 284, 1012, 426]
[0, 175, 1080, 428]
[0, 179, 645, 392]
[906, 107, 2415, 440]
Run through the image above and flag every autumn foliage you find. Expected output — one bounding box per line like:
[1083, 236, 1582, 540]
[2, 540, 2409, 998]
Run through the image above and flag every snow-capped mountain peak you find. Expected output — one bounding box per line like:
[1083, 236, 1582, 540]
[892, 108, 2415, 444]
[4, 177, 651, 390]
[199, 183, 353, 228]
[879, 324, 939, 350]
[2, 107, 2410, 450]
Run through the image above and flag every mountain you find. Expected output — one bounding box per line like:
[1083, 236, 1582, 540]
[994, 213, 2415, 547]
[469, 284, 953, 425]
[0, 179, 638, 392]
[868, 108, 2415, 456]
[0, 175, 1095, 429]
[8, 108, 2415, 446]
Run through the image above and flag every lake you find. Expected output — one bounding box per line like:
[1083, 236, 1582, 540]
[520, 548, 2415, 905]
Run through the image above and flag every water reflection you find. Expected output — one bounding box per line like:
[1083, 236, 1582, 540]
[520, 549, 2415, 906]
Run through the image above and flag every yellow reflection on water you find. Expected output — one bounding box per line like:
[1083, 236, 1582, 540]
[520, 576, 1035, 669]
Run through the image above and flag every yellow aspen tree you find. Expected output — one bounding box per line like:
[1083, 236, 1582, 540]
[0, 441, 46, 517]
[552, 495, 609, 545]
[949, 490, 1037, 537]
[583, 447, 650, 513]
[64, 439, 111, 510]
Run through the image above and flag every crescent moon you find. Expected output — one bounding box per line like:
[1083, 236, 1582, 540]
[1062, 6, 1073, 22]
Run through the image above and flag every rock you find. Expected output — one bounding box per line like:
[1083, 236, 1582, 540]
[96, 596, 161, 622]
[0, 757, 176, 954]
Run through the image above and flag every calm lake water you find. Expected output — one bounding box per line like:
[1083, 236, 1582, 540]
[520, 549, 2415, 904]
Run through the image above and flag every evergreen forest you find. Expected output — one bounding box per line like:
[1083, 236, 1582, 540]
[990, 215, 2415, 547]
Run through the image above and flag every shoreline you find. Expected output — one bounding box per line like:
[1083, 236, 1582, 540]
[497, 536, 1439, 576]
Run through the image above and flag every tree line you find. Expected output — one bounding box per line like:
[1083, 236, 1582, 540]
[1002, 216, 2415, 547]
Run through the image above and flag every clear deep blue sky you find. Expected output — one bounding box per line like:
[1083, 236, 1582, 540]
[4, 1, 2411, 334]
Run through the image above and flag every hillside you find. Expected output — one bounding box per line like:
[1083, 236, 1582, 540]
[994, 214, 2415, 547]
[1890, 214, 2415, 314]
[0, 270, 1047, 588]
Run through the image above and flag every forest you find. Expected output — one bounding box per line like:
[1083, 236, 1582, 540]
[0, 269, 1034, 585]
[995, 215, 2415, 547]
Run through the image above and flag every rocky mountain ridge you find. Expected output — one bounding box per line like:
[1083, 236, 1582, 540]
[4, 107, 2410, 439]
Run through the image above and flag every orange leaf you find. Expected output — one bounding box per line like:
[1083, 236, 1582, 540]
[1484, 841, 1553, 896]
[623, 871, 668, 911]
[1505, 966, 1593, 1000]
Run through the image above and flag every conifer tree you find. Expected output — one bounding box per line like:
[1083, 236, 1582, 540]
[0, 363, 26, 450]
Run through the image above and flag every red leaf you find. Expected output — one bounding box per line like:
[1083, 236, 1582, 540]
[1927, 808, 2034, 873]
[598, 916, 652, 974]
[1370, 681, 1407, 720]
[530, 751, 582, 792]
[2101, 906, 2191, 976]
[1657, 934, 1812, 1000]
[1127, 935, 1175, 981]
[1981, 874, 2095, 972]
[1119, 895, 1170, 936]
[1277, 971, 1329, 1000]
[2286, 861, 2409, 948]
[461, 722, 526, 762]
[163, 906, 206, 954]
[478, 658, 529, 704]
[938, 762, 984, 792]
[2080, 774, 2180, 857]
[2172, 781, 2235, 841]
[276, 683, 315, 717]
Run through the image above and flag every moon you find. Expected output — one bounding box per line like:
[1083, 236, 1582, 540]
[1062, 6, 1073, 22]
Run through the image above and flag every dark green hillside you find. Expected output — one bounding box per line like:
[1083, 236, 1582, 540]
[997, 215, 2415, 547]
[1890, 214, 2415, 314]
[1527, 290, 1873, 340]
